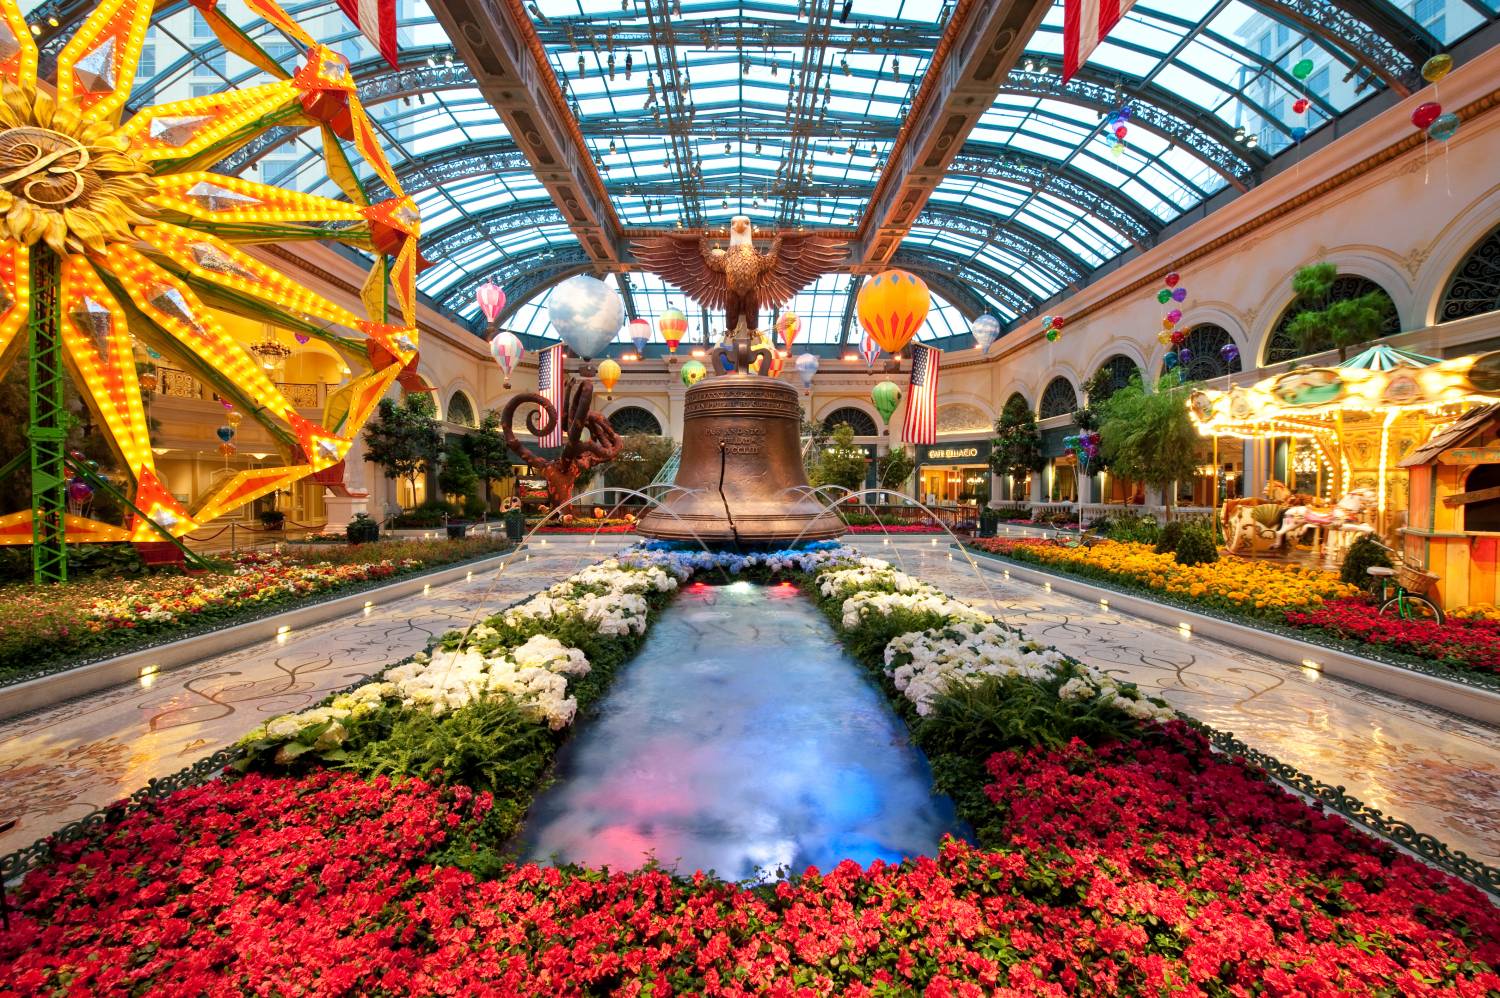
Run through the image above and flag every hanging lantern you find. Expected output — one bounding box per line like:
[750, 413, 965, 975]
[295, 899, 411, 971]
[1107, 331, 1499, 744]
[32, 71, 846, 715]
[216, 425, 235, 443]
[970, 314, 1000, 354]
[598, 358, 621, 399]
[489, 331, 524, 389]
[549, 275, 622, 360]
[856, 270, 930, 354]
[477, 282, 507, 325]
[794, 352, 819, 389]
[1422, 53, 1453, 83]
[628, 318, 651, 355]
[680, 359, 707, 387]
[659, 307, 687, 353]
[871, 380, 900, 425]
[776, 311, 801, 352]
[859, 333, 882, 369]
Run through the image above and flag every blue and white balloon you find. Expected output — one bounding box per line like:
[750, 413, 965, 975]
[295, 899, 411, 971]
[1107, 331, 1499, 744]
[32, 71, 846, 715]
[548, 275, 622, 359]
[971, 314, 1000, 355]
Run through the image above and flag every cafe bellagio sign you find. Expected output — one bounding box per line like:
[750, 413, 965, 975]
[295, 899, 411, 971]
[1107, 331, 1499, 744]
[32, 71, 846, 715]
[917, 441, 991, 464]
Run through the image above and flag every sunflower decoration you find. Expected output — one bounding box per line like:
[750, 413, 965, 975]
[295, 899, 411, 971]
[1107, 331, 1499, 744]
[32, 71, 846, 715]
[0, 0, 422, 580]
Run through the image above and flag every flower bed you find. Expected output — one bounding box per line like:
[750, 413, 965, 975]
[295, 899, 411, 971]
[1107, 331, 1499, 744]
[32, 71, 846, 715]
[844, 523, 947, 533]
[969, 537, 1500, 680]
[2, 544, 1496, 994]
[0, 536, 514, 683]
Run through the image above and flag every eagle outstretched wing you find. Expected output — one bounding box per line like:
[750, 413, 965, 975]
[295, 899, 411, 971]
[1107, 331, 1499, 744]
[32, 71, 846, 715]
[758, 235, 848, 307]
[630, 233, 729, 309]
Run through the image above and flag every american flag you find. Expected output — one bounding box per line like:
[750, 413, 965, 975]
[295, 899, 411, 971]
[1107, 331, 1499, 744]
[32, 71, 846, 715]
[536, 344, 565, 448]
[902, 344, 940, 446]
[1063, 0, 1138, 82]
[336, 0, 399, 69]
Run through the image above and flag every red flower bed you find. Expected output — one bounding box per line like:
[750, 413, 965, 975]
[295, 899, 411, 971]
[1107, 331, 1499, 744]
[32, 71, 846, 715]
[4, 725, 1495, 995]
[845, 523, 947, 534]
[535, 524, 637, 534]
[1286, 598, 1500, 675]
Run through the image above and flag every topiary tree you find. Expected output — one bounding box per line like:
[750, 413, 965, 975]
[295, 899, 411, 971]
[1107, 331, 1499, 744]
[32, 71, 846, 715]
[1341, 535, 1393, 591]
[1172, 524, 1219, 566]
[438, 438, 479, 507]
[810, 423, 870, 493]
[363, 392, 444, 510]
[463, 409, 514, 508]
[877, 446, 915, 493]
[1098, 375, 1200, 518]
[989, 394, 1044, 491]
[1285, 263, 1395, 362]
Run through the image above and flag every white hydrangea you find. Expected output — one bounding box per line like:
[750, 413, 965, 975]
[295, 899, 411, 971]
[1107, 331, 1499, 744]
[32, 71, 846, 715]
[510, 633, 590, 675]
[839, 589, 990, 631]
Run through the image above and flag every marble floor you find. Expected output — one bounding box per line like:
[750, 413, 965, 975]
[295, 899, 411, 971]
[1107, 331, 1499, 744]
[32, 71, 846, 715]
[521, 580, 964, 880]
[2, 537, 1497, 874]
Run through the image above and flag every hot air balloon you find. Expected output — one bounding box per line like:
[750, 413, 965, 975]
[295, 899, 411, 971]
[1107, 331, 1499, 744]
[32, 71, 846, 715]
[628, 318, 651, 355]
[659, 307, 688, 353]
[794, 352, 819, 390]
[857, 270, 930, 354]
[549, 275, 621, 360]
[871, 380, 900, 427]
[489, 331, 524, 388]
[681, 360, 707, 387]
[598, 358, 621, 399]
[971, 314, 1000, 354]
[776, 311, 801, 353]
[477, 282, 506, 325]
[859, 334, 882, 369]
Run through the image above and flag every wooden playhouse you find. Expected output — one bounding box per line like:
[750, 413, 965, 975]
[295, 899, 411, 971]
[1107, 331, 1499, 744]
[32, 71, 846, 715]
[1400, 403, 1500, 610]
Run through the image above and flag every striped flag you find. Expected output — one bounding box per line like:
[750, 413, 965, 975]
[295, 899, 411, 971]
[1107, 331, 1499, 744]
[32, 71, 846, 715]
[1063, 0, 1138, 82]
[336, 0, 399, 69]
[902, 344, 940, 446]
[536, 344, 565, 448]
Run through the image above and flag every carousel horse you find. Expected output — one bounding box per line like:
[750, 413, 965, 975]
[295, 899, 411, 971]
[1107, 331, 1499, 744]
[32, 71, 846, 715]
[1274, 487, 1376, 555]
[1223, 480, 1305, 555]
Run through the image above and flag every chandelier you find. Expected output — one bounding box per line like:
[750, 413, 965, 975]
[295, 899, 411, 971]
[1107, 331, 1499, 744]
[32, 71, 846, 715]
[250, 327, 294, 372]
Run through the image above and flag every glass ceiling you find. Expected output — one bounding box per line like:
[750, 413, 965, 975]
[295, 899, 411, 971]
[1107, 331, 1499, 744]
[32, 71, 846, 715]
[38, 0, 1497, 349]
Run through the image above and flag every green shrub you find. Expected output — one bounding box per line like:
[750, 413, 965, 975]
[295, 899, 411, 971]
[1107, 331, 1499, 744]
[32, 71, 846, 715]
[391, 499, 459, 528]
[1172, 524, 1219, 566]
[345, 513, 379, 544]
[1103, 513, 1160, 545]
[462, 495, 488, 520]
[1341, 535, 1393, 590]
[1154, 520, 1186, 555]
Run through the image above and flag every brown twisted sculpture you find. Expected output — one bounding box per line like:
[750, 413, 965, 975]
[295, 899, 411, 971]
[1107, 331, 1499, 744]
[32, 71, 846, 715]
[501, 376, 622, 510]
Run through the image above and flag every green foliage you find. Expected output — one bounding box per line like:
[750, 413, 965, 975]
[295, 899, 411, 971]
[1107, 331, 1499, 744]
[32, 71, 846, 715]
[363, 393, 444, 507]
[809, 423, 869, 493]
[345, 513, 379, 544]
[606, 433, 678, 492]
[1285, 263, 1395, 361]
[464, 410, 514, 488]
[1154, 520, 1186, 555]
[1098, 376, 1199, 506]
[877, 446, 915, 492]
[989, 394, 1044, 483]
[1172, 524, 1219, 566]
[1102, 513, 1160, 546]
[439, 439, 480, 502]
[1341, 535, 1393, 591]
[390, 499, 459, 529]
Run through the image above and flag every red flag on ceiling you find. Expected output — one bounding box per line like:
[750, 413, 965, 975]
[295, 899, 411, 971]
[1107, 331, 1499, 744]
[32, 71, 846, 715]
[336, 0, 399, 69]
[1062, 0, 1138, 82]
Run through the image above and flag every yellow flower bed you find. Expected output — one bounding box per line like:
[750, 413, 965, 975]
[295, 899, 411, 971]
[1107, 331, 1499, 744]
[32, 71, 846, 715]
[1452, 603, 1500, 623]
[978, 539, 1360, 619]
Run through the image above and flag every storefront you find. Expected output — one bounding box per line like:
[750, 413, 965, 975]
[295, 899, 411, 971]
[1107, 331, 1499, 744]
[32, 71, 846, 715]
[914, 441, 991, 506]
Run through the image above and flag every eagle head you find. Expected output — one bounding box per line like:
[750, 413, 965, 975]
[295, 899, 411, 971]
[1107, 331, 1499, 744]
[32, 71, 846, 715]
[728, 215, 753, 248]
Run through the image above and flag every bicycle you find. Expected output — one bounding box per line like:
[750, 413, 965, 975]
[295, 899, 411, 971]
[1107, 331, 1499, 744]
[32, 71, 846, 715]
[1364, 538, 1444, 625]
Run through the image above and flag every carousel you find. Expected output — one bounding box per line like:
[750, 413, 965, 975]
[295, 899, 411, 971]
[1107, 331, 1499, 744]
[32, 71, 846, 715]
[1187, 346, 1500, 569]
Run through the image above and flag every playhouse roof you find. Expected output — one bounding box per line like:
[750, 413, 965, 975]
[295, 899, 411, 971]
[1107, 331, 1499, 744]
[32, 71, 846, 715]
[1400, 404, 1500, 468]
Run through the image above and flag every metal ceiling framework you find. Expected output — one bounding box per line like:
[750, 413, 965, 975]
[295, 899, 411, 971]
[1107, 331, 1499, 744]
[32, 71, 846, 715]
[25, 0, 1499, 349]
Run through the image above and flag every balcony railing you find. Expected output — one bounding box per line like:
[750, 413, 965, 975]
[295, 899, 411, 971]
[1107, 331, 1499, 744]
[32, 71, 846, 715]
[149, 366, 323, 408]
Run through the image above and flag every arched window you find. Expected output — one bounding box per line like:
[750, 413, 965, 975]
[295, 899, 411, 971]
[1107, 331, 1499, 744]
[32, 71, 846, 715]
[1464, 465, 1500, 533]
[1090, 355, 1140, 402]
[1164, 325, 1243, 382]
[608, 406, 663, 436]
[1038, 377, 1078, 420]
[1263, 275, 1399, 365]
[1003, 391, 1029, 415]
[822, 406, 877, 436]
[1439, 224, 1500, 324]
[445, 391, 477, 428]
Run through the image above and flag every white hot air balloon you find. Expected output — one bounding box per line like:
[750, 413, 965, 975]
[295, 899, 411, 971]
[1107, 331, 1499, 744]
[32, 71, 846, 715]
[971, 314, 1000, 355]
[489, 331, 524, 388]
[548, 275, 622, 359]
[794, 352, 819, 390]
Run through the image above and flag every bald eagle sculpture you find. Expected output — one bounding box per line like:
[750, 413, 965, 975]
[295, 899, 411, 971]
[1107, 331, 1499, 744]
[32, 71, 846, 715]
[631, 216, 848, 331]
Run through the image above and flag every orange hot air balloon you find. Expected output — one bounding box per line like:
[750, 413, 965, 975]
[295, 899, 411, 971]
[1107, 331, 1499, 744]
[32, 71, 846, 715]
[857, 270, 930, 354]
[659, 307, 688, 353]
[775, 311, 801, 352]
[598, 358, 621, 399]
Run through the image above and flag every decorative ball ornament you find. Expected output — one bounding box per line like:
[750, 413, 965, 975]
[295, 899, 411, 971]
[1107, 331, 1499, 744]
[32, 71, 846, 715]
[1164, 351, 1179, 369]
[226, 411, 243, 429]
[794, 352, 820, 389]
[216, 425, 235, 443]
[871, 380, 901, 425]
[1292, 58, 1314, 81]
[1220, 343, 1240, 364]
[1411, 101, 1442, 130]
[548, 275, 622, 359]
[627, 318, 651, 355]
[680, 360, 707, 387]
[1291, 126, 1308, 141]
[970, 314, 1000, 354]
[1164, 273, 1180, 288]
[219, 442, 237, 457]
[67, 479, 94, 504]
[1157, 289, 1172, 304]
[1292, 97, 1310, 115]
[1171, 330, 1186, 347]
[488, 331, 524, 388]
[1162, 316, 1177, 330]
[1113, 124, 1128, 140]
[1166, 308, 1182, 324]
[294, 332, 311, 345]
[477, 282, 507, 324]
[1421, 53, 1453, 83]
[1178, 347, 1193, 365]
[1157, 331, 1173, 346]
[1050, 315, 1065, 330]
[776, 311, 802, 352]
[597, 358, 621, 399]
[658, 308, 687, 353]
[1171, 287, 1187, 303]
[856, 270, 930, 354]
[1429, 113, 1461, 142]
[1045, 329, 1059, 342]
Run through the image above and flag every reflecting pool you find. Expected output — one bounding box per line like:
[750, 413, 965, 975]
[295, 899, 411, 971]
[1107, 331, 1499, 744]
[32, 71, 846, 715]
[520, 580, 966, 881]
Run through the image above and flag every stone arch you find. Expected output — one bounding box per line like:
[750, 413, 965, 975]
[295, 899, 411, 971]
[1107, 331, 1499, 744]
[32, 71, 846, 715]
[445, 389, 478, 428]
[1255, 258, 1405, 366]
[607, 405, 664, 436]
[934, 402, 992, 435]
[1162, 324, 1244, 382]
[821, 405, 879, 437]
[1038, 375, 1080, 420]
[1414, 185, 1500, 326]
[1435, 220, 1500, 326]
[603, 398, 669, 436]
[1087, 354, 1143, 402]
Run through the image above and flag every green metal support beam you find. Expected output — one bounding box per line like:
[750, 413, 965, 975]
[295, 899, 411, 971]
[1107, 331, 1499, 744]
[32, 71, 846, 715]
[28, 248, 67, 584]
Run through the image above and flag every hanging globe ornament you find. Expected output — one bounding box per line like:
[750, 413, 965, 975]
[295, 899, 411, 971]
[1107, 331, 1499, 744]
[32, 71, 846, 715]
[1164, 273, 1180, 288]
[1171, 287, 1187, 303]
[1110, 141, 1125, 157]
[1291, 58, 1314, 81]
[549, 275, 622, 361]
[1166, 308, 1182, 324]
[219, 442, 236, 457]
[1157, 331, 1173, 346]
[627, 318, 651, 356]
[1178, 347, 1193, 365]
[1045, 329, 1059, 342]
[857, 270, 930, 354]
[1428, 112, 1461, 142]
[67, 479, 94, 504]
[226, 411, 243, 429]
[1113, 124, 1128, 140]
[216, 425, 235, 443]
[489, 331, 524, 389]
[1157, 288, 1172, 304]
[1164, 351, 1179, 369]
[1162, 316, 1177, 330]
[658, 308, 687, 354]
[1220, 343, 1240, 364]
[1292, 97, 1310, 115]
[871, 380, 901, 426]
[680, 360, 707, 387]
[294, 332, 311, 345]
[1421, 53, 1453, 83]
[597, 358, 621, 400]
[794, 352, 820, 390]
[1050, 316, 1065, 330]
[970, 314, 1000, 355]
[1291, 126, 1308, 141]
[1411, 101, 1442, 130]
